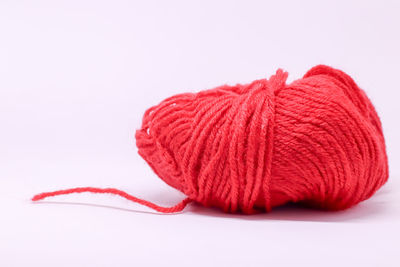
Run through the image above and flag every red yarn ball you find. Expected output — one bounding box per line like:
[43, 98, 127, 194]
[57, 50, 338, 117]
[135, 65, 388, 214]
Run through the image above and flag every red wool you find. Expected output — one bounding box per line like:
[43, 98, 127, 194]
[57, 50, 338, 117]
[32, 65, 389, 214]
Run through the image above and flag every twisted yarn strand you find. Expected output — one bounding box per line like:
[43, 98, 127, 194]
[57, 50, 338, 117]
[32, 187, 192, 213]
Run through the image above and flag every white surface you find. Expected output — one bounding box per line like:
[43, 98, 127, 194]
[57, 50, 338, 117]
[1, 1, 400, 266]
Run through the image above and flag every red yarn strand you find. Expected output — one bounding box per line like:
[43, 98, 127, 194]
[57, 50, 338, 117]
[32, 187, 192, 213]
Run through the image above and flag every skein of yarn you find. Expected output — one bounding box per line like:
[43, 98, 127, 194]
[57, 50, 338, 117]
[32, 65, 388, 214]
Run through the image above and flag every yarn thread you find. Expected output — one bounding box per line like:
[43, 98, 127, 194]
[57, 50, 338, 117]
[32, 65, 388, 214]
[32, 187, 192, 213]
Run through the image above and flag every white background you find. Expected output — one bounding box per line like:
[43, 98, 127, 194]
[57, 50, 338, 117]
[1, 1, 400, 266]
